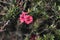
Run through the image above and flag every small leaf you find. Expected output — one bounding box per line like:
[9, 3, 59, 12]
[58, 6, 60, 10]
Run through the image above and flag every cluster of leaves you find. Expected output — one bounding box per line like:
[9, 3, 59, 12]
[19, 0, 60, 40]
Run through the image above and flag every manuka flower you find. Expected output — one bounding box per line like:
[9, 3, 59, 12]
[19, 11, 33, 24]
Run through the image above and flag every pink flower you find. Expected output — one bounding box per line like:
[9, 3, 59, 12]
[19, 11, 28, 23]
[19, 11, 33, 24]
[24, 15, 33, 24]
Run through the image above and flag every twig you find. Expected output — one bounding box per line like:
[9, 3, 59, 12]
[0, 20, 10, 31]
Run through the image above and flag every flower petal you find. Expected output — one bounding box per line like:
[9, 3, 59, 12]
[24, 15, 33, 24]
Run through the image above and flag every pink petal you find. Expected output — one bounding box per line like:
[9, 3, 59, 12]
[24, 15, 33, 24]
[19, 14, 25, 23]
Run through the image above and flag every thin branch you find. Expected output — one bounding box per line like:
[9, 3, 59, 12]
[0, 20, 10, 31]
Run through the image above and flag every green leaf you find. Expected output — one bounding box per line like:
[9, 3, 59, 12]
[58, 6, 60, 10]
[24, 36, 29, 40]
